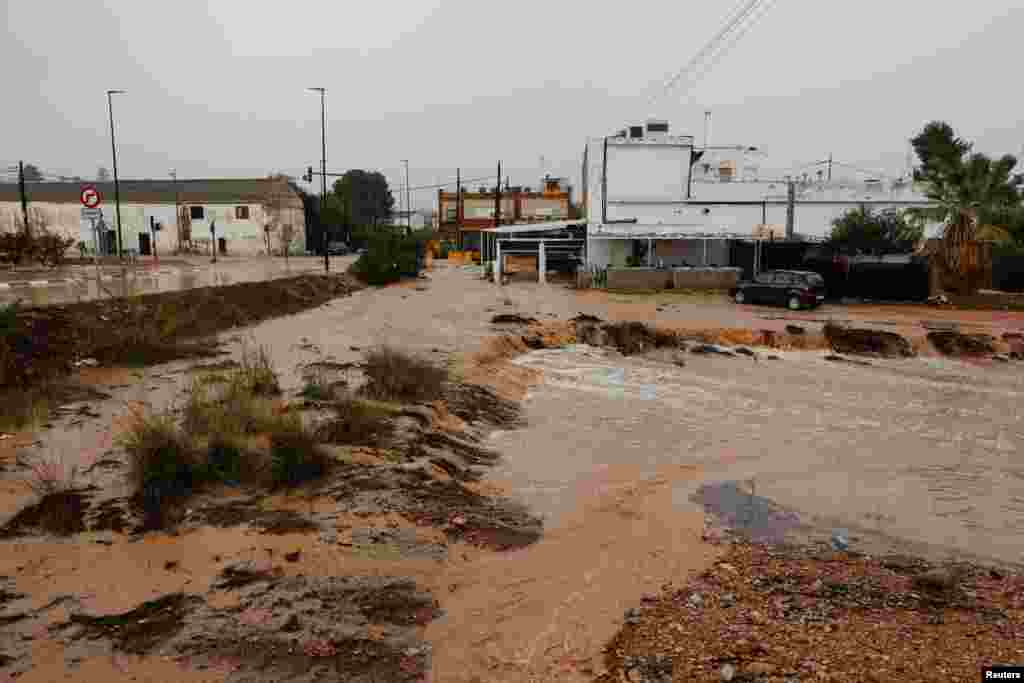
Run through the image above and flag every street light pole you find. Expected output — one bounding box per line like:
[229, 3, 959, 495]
[401, 159, 410, 234]
[107, 90, 126, 260]
[170, 169, 180, 253]
[308, 87, 328, 273]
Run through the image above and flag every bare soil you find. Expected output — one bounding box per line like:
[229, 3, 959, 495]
[595, 539, 1023, 683]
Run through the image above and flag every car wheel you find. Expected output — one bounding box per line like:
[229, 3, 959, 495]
[734, 290, 746, 304]
[787, 296, 802, 311]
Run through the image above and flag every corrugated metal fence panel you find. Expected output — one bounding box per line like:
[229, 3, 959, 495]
[993, 254, 1024, 292]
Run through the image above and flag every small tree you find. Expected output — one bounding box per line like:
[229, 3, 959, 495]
[828, 207, 922, 255]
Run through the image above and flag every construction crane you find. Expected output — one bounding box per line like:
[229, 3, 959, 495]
[645, 0, 780, 122]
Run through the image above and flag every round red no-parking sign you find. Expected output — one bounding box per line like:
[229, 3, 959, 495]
[80, 185, 101, 209]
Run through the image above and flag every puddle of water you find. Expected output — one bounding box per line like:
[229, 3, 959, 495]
[692, 480, 800, 543]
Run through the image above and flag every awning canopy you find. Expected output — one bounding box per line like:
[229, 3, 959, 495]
[480, 220, 584, 234]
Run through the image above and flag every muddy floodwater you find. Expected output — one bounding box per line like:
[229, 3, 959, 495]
[5, 262, 1024, 682]
[489, 344, 1024, 566]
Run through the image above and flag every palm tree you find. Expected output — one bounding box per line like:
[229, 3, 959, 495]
[909, 122, 1022, 294]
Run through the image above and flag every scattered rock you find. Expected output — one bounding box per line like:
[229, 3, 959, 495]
[163, 561, 178, 571]
[720, 663, 736, 681]
[824, 322, 915, 358]
[785, 325, 806, 335]
[734, 347, 757, 358]
[766, 354, 782, 360]
[927, 331, 996, 356]
[281, 614, 301, 632]
[992, 354, 1011, 363]
[687, 593, 704, 609]
[690, 344, 735, 356]
[572, 313, 603, 323]
[912, 567, 966, 595]
[746, 662, 778, 676]
[284, 550, 301, 563]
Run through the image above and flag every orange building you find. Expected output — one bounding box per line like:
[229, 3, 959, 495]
[437, 176, 573, 252]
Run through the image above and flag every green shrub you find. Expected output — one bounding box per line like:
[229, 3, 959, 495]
[315, 395, 393, 445]
[300, 370, 336, 401]
[351, 228, 432, 286]
[237, 344, 280, 396]
[118, 412, 200, 529]
[270, 416, 330, 487]
[360, 346, 448, 403]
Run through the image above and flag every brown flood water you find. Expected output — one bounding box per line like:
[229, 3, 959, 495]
[5, 263, 1024, 681]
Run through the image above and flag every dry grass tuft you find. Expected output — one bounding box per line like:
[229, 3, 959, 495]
[360, 346, 449, 403]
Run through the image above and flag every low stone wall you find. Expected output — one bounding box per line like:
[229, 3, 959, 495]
[606, 268, 673, 290]
[672, 267, 742, 290]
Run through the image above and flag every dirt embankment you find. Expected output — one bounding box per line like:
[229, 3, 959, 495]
[0, 274, 364, 391]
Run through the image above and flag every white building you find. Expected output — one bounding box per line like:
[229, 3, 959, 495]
[581, 120, 941, 269]
[0, 177, 307, 257]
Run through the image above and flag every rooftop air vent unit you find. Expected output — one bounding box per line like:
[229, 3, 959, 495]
[645, 119, 670, 137]
[629, 125, 644, 139]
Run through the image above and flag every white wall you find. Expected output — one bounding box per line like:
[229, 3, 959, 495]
[0, 201, 306, 256]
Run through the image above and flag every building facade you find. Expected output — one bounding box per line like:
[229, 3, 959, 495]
[581, 120, 941, 269]
[437, 176, 572, 251]
[0, 177, 306, 257]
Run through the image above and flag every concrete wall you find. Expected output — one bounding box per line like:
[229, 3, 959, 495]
[606, 267, 673, 290]
[672, 267, 741, 290]
[0, 200, 304, 256]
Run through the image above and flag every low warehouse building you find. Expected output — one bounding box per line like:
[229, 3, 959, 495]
[0, 177, 307, 257]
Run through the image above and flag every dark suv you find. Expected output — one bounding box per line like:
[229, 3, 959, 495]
[730, 270, 826, 310]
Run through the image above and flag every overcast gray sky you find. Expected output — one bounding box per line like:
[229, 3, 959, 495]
[2, 0, 1021, 208]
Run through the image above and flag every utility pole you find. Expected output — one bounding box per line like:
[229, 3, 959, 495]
[106, 90, 126, 260]
[827, 154, 833, 182]
[401, 160, 411, 234]
[170, 170, 180, 252]
[18, 161, 29, 238]
[308, 87, 328, 273]
[455, 167, 461, 248]
[703, 110, 712, 149]
[785, 177, 796, 241]
[495, 161, 502, 230]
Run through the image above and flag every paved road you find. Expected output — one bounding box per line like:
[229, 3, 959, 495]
[0, 255, 357, 306]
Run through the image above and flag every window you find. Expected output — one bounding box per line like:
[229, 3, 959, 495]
[190, 206, 204, 220]
[773, 272, 795, 285]
[235, 206, 250, 220]
[755, 273, 774, 284]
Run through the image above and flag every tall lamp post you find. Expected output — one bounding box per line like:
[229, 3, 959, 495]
[170, 169, 180, 252]
[401, 159, 410, 234]
[107, 89, 126, 260]
[308, 87, 328, 273]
